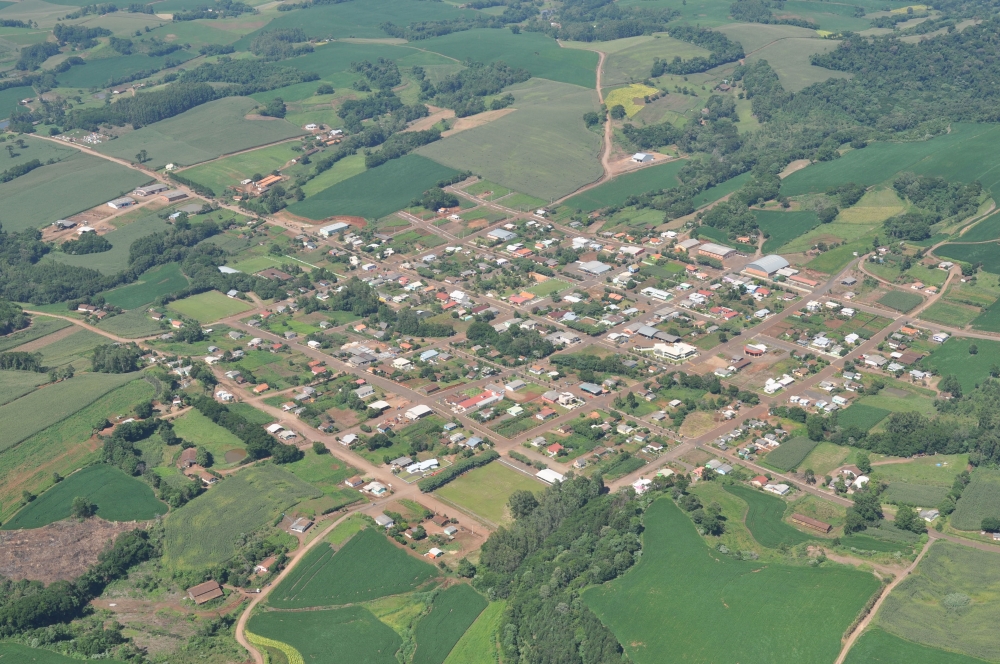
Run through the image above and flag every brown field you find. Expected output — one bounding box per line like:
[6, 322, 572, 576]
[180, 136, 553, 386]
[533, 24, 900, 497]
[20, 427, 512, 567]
[442, 108, 517, 137]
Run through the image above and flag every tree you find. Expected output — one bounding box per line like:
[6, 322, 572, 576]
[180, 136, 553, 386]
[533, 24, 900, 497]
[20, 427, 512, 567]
[609, 104, 626, 119]
[856, 451, 872, 474]
[457, 557, 476, 577]
[969, 344, 979, 355]
[939, 375, 962, 398]
[982, 517, 1000, 532]
[71, 496, 96, 519]
[508, 490, 539, 519]
[803, 468, 816, 484]
[818, 206, 839, 223]
[316, 83, 334, 95]
[806, 414, 825, 441]
[134, 400, 154, 419]
[312, 441, 328, 455]
[895, 504, 925, 533]
[844, 491, 882, 533]
[135, 149, 148, 164]
[195, 446, 213, 467]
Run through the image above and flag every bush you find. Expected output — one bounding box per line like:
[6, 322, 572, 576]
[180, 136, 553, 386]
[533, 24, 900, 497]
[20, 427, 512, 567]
[418, 451, 499, 492]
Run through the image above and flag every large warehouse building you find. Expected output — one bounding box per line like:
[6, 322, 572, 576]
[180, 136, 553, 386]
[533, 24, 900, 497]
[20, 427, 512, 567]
[745, 255, 790, 278]
[698, 243, 736, 261]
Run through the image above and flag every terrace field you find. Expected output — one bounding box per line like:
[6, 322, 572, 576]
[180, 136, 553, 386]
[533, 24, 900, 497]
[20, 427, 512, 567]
[561, 159, 684, 213]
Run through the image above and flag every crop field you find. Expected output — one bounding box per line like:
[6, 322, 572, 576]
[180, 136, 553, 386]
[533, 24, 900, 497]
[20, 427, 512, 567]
[301, 153, 368, 197]
[57, 51, 196, 88]
[269, 528, 437, 608]
[840, 533, 914, 553]
[51, 215, 170, 275]
[585, 498, 880, 664]
[837, 187, 908, 224]
[163, 464, 321, 569]
[97, 309, 164, 338]
[0, 370, 50, 406]
[0, 85, 34, 121]
[762, 437, 819, 471]
[96, 98, 304, 170]
[0, 372, 137, 453]
[281, 451, 363, 509]
[435, 462, 541, 525]
[958, 210, 1000, 242]
[2, 464, 165, 530]
[922, 337, 1000, 393]
[180, 141, 301, 196]
[248, 606, 402, 664]
[418, 79, 602, 202]
[723, 484, 812, 548]
[922, 301, 980, 328]
[602, 36, 710, 88]
[289, 154, 459, 220]
[413, 585, 488, 664]
[845, 628, 987, 664]
[936, 242, 1000, 275]
[170, 410, 246, 466]
[838, 404, 891, 431]
[0, 316, 70, 352]
[604, 83, 659, 118]
[754, 209, 820, 253]
[500, 192, 549, 211]
[0, 152, 152, 233]
[881, 482, 949, 507]
[31, 328, 103, 370]
[561, 160, 684, 213]
[745, 37, 850, 92]
[877, 542, 1000, 661]
[878, 290, 923, 312]
[796, 442, 851, 476]
[102, 263, 189, 310]
[690, 172, 752, 208]
[0, 644, 126, 663]
[950, 469, 1000, 531]
[168, 290, 254, 322]
[443, 601, 504, 664]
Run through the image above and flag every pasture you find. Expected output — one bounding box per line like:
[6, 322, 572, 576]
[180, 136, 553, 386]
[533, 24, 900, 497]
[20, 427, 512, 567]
[103, 263, 189, 310]
[289, 154, 458, 220]
[96, 97, 304, 170]
[97, 309, 164, 338]
[762, 437, 819, 471]
[876, 541, 1000, 661]
[838, 403, 891, 431]
[723, 484, 812, 548]
[872, 454, 967, 487]
[168, 290, 253, 322]
[51, 215, 170, 275]
[2, 464, 165, 529]
[0, 370, 50, 406]
[743, 36, 850, 92]
[561, 159, 684, 213]
[281, 451, 364, 510]
[418, 79, 602, 201]
[837, 187, 908, 224]
[878, 290, 923, 313]
[163, 464, 321, 569]
[921, 337, 1000, 393]
[950, 468, 1000, 531]
[754, 209, 820, 253]
[840, 533, 914, 553]
[691, 172, 752, 208]
[248, 606, 401, 664]
[301, 153, 367, 197]
[443, 601, 505, 664]
[0, 152, 151, 233]
[0, 315, 70, 352]
[269, 528, 437, 608]
[922, 301, 980, 328]
[180, 141, 302, 196]
[0, 86, 34, 120]
[845, 628, 987, 664]
[584, 498, 880, 664]
[413, 585, 488, 664]
[435, 462, 542, 525]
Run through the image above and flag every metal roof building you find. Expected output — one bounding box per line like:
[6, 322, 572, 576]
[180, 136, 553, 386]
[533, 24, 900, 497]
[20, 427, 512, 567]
[745, 254, 790, 277]
[578, 260, 611, 275]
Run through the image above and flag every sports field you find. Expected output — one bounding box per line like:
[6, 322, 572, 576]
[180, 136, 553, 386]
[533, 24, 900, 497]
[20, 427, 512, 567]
[755, 209, 820, 253]
[922, 337, 1000, 393]
[838, 403, 891, 431]
[845, 628, 988, 664]
[289, 154, 459, 220]
[561, 160, 684, 213]
[762, 437, 819, 471]
[435, 462, 542, 525]
[269, 528, 437, 608]
[585, 498, 880, 664]
[248, 606, 401, 664]
[51, 215, 170, 275]
[96, 97, 305, 170]
[163, 464, 321, 569]
[950, 468, 1000, 531]
[413, 585, 488, 664]
[168, 290, 254, 322]
[878, 290, 923, 313]
[723, 484, 812, 548]
[2, 464, 165, 529]
[103, 263, 190, 310]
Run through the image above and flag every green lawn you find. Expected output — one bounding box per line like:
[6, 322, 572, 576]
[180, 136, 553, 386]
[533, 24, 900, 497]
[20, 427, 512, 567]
[435, 462, 542, 525]
[168, 290, 254, 322]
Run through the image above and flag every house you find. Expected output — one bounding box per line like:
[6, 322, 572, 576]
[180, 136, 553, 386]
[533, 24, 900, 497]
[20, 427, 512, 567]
[750, 475, 769, 488]
[547, 443, 564, 457]
[345, 475, 364, 488]
[355, 385, 376, 399]
[254, 556, 277, 574]
[920, 509, 940, 522]
[744, 344, 766, 357]
[406, 459, 439, 474]
[764, 483, 790, 496]
[374, 513, 395, 528]
[931, 333, 949, 343]
[290, 518, 313, 533]
[536, 407, 557, 420]
[864, 355, 888, 368]
[364, 481, 388, 496]
[253, 384, 270, 394]
[790, 514, 832, 533]
[488, 228, 517, 242]
[632, 478, 652, 494]
[443, 525, 458, 537]
[426, 548, 444, 559]
[455, 390, 503, 413]
[187, 580, 224, 605]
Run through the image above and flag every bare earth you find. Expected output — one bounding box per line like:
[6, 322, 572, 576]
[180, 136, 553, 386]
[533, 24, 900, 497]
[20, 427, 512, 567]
[779, 159, 811, 179]
[442, 108, 517, 137]
[404, 106, 456, 133]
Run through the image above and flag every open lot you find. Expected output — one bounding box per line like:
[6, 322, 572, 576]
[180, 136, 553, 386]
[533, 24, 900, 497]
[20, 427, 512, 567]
[435, 462, 542, 526]
[167, 290, 254, 322]
[878, 290, 923, 313]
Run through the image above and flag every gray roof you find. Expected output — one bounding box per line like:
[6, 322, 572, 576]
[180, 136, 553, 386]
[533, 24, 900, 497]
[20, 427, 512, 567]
[578, 260, 611, 275]
[746, 254, 790, 274]
[488, 228, 517, 241]
[699, 242, 736, 256]
[636, 325, 659, 338]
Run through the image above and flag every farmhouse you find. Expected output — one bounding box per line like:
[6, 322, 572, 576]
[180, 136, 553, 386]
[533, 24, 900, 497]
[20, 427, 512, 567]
[698, 243, 736, 261]
[790, 514, 832, 533]
[187, 580, 224, 605]
[745, 255, 790, 278]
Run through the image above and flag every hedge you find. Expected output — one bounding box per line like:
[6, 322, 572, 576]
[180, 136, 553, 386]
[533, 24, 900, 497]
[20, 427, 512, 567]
[418, 450, 499, 492]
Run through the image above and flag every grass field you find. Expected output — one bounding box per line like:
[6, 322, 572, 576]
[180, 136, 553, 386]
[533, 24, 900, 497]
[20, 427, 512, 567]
[838, 187, 908, 224]
[744, 36, 850, 91]
[170, 409, 246, 467]
[289, 154, 459, 220]
[435, 463, 542, 525]
[442, 601, 505, 664]
[882, 483, 949, 507]
[526, 279, 570, 297]
[281, 451, 364, 511]
[840, 533, 915, 553]
[413, 585, 488, 664]
[845, 628, 989, 664]
[724, 484, 812, 548]
[755, 209, 821, 253]
[0, 370, 51, 406]
[269, 528, 437, 608]
[923, 301, 981, 328]
[762, 437, 819, 471]
[248, 605, 401, 664]
[561, 160, 684, 213]
[418, 78, 602, 202]
[0, 85, 35, 121]
[168, 290, 254, 322]
[604, 83, 659, 118]
[52, 215, 170, 275]
[876, 541, 1000, 661]
[838, 403, 892, 431]
[0, 152, 152, 233]
[958, 210, 1000, 242]
[301, 153, 368, 197]
[229, 403, 275, 426]
[601, 35, 710, 87]
[922, 337, 1000, 393]
[0, 315, 70, 352]
[97, 309, 165, 338]
[57, 51, 196, 88]
[878, 290, 924, 313]
[950, 469, 1000, 531]
[180, 141, 301, 196]
[0, 643, 126, 663]
[585, 498, 880, 664]
[691, 172, 752, 207]
[798, 441, 851, 475]
[163, 464, 321, 569]
[2, 464, 165, 529]
[103, 263, 190, 310]
[871, 454, 967, 487]
[96, 97, 304, 170]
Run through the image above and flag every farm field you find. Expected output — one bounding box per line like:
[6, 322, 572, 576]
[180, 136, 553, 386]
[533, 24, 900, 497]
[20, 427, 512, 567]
[301, 153, 368, 197]
[2, 464, 166, 530]
[435, 462, 542, 525]
[442, 601, 505, 664]
[0, 85, 35, 121]
[936, 242, 1000, 275]
[247, 606, 401, 664]
[958, 210, 1000, 242]
[602, 35, 710, 87]
[0, 152, 152, 233]
[97, 309, 165, 338]
[755, 209, 821, 253]
[762, 437, 819, 471]
[744, 37, 850, 91]
[881, 483, 949, 508]
[56, 51, 196, 88]
[691, 172, 752, 208]
[584, 498, 880, 664]
[604, 83, 659, 118]
[413, 585, 488, 664]
[28, 328, 104, 369]
[169, 410, 246, 467]
[561, 159, 685, 213]
[872, 454, 967, 487]
[838, 403, 891, 431]
[417, 78, 602, 202]
[163, 464, 321, 569]
[102, 263, 190, 310]
[0, 315, 70, 352]
[0, 370, 51, 406]
[723, 484, 812, 548]
[289, 154, 459, 220]
[269, 528, 437, 608]
[167, 290, 254, 322]
[878, 290, 924, 313]
[876, 541, 1000, 661]
[971, 297, 1000, 332]
[0, 643, 126, 663]
[797, 441, 851, 476]
[921, 337, 1000, 393]
[179, 141, 302, 196]
[840, 532, 915, 553]
[950, 469, 1000, 531]
[281, 451, 364, 511]
[50, 215, 170, 275]
[837, 187, 908, 224]
[923, 301, 981, 328]
[845, 628, 989, 664]
[96, 98, 305, 170]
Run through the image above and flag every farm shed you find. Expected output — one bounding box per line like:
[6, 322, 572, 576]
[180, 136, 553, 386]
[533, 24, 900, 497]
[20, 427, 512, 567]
[790, 514, 832, 533]
[161, 190, 188, 202]
[698, 243, 736, 261]
[405, 404, 434, 420]
[187, 580, 223, 604]
[107, 196, 135, 209]
[290, 518, 313, 533]
[319, 222, 350, 237]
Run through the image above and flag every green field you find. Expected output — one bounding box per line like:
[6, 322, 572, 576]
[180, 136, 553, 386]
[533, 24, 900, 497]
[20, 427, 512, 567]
[167, 290, 254, 322]
[763, 437, 820, 471]
[57, 51, 196, 88]
[878, 290, 924, 313]
[0, 369, 51, 406]
[872, 455, 967, 487]
[798, 441, 851, 476]
[32, 328, 104, 370]
[51, 215, 170, 275]
[289, 154, 459, 220]
[923, 301, 981, 328]
[0, 315, 70, 352]
[103, 263, 190, 310]
[840, 533, 914, 553]
[0, 643, 126, 663]
[170, 409, 246, 466]
[435, 462, 542, 525]
[97, 308, 165, 338]
[876, 542, 1000, 661]
[248, 606, 401, 664]
[96, 97, 305, 170]
[838, 403, 892, 431]
[845, 628, 990, 664]
[601, 34, 710, 87]
[922, 337, 1000, 393]
[0, 152, 152, 233]
[755, 209, 821, 253]
[418, 78, 602, 201]
[413, 585, 488, 664]
[0, 85, 35, 121]
[2, 464, 166, 529]
[163, 464, 321, 569]
[744, 36, 850, 92]
[443, 601, 505, 664]
[269, 528, 437, 608]
[280, 450, 364, 510]
[301, 153, 368, 197]
[690, 172, 753, 208]
[882, 483, 949, 508]
[724, 484, 812, 548]
[179, 141, 301, 196]
[950, 469, 1000, 531]
[971, 297, 1000, 332]
[229, 402, 276, 426]
[958, 211, 1000, 242]
[526, 279, 570, 297]
[561, 160, 685, 213]
[936, 242, 1000, 275]
[585, 498, 880, 664]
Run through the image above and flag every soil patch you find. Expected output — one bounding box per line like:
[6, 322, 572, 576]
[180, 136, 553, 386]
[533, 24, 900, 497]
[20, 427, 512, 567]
[10, 325, 79, 352]
[442, 108, 517, 137]
[779, 159, 810, 179]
